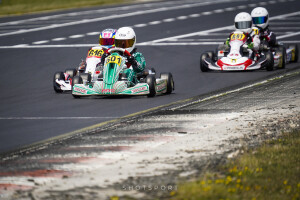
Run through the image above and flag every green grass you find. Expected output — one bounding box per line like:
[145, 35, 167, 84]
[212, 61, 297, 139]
[0, 0, 131, 16]
[171, 131, 300, 200]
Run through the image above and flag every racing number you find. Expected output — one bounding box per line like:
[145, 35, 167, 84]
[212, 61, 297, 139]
[231, 33, 245, 41]
[88, 49, 104, 58]
[252, 28, 260, 35]
[107, 55, 122, 66]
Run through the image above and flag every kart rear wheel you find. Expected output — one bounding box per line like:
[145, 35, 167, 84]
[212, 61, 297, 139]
[53, 71, 65, 93]
[146, 75, 156, 97]
[65, 68, 77, 78]
[263, 51, 274, 71]
[288, 44, 299, 62]
[72, 76, 83, 98]
[160, 73, 174, 94]
[200, 53, 210, 72]
[277, 46, 286, 69]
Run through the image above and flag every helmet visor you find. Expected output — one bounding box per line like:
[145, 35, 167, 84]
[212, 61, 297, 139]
[115, 38, 135, 49]
[235, 21, 252, 30]
[99, 38, 115, 46]
[252, 16, 268, 25]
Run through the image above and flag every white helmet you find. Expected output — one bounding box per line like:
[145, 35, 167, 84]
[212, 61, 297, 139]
[251, 7, 269, 29]
[115, 27, 136, 52]
[234, 12, 252, 33]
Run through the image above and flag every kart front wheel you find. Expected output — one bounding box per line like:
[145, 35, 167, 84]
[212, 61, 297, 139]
[53, 71, 65, 93]
[146, 75, 156, 97]
[65, 68, 77, 78]
[263, 51, 274, 71]
[160, 73, 174, 94]
[200, 53, 210, 72]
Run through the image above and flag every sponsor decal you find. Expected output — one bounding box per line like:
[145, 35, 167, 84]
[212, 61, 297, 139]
[74, 87, 87, 94]
[102, 89, 115, 93]
[156, 83, 166, 92]
[132, 86, 147, 93]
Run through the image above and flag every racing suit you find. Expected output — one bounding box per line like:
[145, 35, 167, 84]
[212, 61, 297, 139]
[78, 46, 109, 75]
[101, 48, 146, 86]
[255, 25, 277, 47]
[224, 31, 260, 58]
[124, 49, 146, 86]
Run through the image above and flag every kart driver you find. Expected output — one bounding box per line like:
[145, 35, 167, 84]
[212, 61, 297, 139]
[226, 12, 260, 52]
[101, 27, 146, 86]
[251, 7, 277, 47]
[78, 28, 116, 73]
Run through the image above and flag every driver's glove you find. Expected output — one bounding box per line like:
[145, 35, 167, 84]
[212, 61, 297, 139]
[248, 42, 254, 49]
[225, 38, 230, 46]
[127, 56, 138, 71]
[101, 53, 109, 65]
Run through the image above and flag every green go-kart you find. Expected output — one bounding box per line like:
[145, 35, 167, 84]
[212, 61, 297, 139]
[72, 48, 174, 98]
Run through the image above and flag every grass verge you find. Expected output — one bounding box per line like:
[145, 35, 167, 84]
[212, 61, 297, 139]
[0, 0, 131, 17]
[171, 131, 300, 200]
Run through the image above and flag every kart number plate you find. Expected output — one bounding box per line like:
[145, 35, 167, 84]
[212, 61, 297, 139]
[107, 55, 122, 66]
[87, 49, 104, 58]
[230, 33, 245, 41]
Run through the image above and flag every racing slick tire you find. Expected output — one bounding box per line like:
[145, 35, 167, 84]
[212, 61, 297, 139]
[65, 68, 77, 78]
[263, 51, 274, 71]
[146, 75, 156, 97]
[277, 46, 286, 69]
[206, 51, 216, 62]
[53, 71, 65, 93]
[200, 53, 210, 72]
[160, 73, 174, 94]
[72, 76, 83, 98]
[80, 73, 92, 84]
[288, 44, 299, 62]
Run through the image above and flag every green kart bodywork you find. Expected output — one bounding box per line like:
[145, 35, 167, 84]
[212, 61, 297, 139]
[72, 48, 173, 98]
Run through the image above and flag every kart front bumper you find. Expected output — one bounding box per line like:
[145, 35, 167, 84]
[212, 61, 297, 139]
[72, 81, 150, 96]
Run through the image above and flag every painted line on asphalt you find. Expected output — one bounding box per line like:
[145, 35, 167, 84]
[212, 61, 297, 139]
[0, 117, 118, 120]
[0, 0, 235, 37]
[140, 11, 300, 45]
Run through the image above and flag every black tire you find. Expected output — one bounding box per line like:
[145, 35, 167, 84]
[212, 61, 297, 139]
[80, 73, 92, 83]
[200, 53, 210, 72]
[277, 46, 286, 69]
[53, 71, 65, 93]
[146, 75, 156, 97]
[206, 51, 216, 61]
[65, 68, 77, 78]
[160, 73, 174, 94]
[288, 44, 299, 62]
[72, 76, 83, 98]
[263, 51, 274, 71]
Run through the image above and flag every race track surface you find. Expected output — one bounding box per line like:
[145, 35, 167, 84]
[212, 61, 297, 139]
[0, 0, 300, 153]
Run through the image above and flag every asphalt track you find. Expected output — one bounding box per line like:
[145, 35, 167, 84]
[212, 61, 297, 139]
[0, 0, 299, 153]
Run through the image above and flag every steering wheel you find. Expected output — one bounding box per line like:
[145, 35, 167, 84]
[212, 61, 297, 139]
[108, 47, 131, 57]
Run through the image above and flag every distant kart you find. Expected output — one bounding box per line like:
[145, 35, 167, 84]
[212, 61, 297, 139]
[53, 46, 104, 93]
[271, 43, 298, 69]
[72, 48, 174, 98]
[200, 31, 274, 72]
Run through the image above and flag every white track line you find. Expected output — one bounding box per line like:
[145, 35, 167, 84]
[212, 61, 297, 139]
[0, 0, 235, 37]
